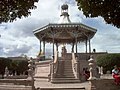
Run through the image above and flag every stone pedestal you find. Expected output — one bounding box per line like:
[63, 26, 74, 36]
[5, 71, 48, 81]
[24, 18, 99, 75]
[27, 58, 35, 90]
[88, 55, 98, 80]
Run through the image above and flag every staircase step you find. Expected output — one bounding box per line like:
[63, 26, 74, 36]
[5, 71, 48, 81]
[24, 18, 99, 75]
[63, 73, 74, 75]
[63, 76, 75, 78]
[64, 69, 73, 71]
[63, 72, 74, 74]
[40, 88, 85, 90]
[56, 74, 74, 76]
[64, 66, 72, 68]
[51, 78, 80, 83]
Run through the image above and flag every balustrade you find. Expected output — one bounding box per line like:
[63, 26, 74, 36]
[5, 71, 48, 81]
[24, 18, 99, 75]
[49, 51, 59, 81]
[72, 53, 80, 79]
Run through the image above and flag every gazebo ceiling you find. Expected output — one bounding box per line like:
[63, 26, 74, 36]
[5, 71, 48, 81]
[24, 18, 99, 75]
[33, 23, 97, 44]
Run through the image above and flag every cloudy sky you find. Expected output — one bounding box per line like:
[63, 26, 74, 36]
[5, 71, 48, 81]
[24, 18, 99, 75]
[0, 0, 120, 57]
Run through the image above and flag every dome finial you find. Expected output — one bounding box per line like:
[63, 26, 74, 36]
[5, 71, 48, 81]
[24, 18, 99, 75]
[58, 3, 71, 23]
[61, 4, 68, 10]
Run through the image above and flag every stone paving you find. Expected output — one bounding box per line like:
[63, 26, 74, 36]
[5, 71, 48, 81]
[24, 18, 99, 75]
[34, 74, 113, 90]
[0, 74, 113, 90]
[0, 84, 32, 90]
[34, 78, 91, 90]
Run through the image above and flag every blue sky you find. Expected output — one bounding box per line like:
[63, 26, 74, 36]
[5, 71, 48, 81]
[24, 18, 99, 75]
[0, 0, 120, 57]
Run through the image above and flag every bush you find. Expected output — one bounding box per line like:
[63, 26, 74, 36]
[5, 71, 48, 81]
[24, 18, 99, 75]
[96, 54, 120, 73]
[9, 60, 28, 75]
[0, 58, 12, 76]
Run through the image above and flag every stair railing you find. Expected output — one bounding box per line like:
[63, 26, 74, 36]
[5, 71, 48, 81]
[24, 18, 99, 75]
[53, 51, 58, 74]
[72, 52, 78, 78]
[49, 51, 58, 80]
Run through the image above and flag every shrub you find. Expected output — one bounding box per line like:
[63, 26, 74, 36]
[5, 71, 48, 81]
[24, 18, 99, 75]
[96, 54, 120, 73]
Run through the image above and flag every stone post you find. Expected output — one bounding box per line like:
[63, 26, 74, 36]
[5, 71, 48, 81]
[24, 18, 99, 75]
[27, 57, 35, 90]
[88, 55, 98, 80]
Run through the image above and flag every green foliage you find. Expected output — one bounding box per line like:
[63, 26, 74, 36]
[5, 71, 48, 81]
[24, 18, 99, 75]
[76, 0, 120, 28]
[96, 54, 120, 72]
[0, 57, 12, 75]
[9, 60, 28, 75]
[0, 0, 39, 23]
[16, 60, 28, 75]
[0, 57, 28, 75]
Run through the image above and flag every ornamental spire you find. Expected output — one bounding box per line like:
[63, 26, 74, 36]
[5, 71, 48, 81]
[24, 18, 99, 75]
[58, 4, 71, 23]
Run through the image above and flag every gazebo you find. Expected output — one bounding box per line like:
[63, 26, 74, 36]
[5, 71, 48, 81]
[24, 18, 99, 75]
[33, 4, 97, 83]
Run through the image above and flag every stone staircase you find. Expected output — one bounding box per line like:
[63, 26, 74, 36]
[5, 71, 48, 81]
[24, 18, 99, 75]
[51, 59, 80, 83]
[63, 60, 75, 78]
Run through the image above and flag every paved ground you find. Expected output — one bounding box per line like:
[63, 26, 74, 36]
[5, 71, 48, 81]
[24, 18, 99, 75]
[34, 74, 113, 90]
[34, 78, 91, 90]
[0, 84, 32, 90]
[0, 74, 113, 90]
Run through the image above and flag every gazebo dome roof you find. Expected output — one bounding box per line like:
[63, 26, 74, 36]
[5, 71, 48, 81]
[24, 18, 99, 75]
[33, 23, 97, 44]
[33, 4, 97, 44]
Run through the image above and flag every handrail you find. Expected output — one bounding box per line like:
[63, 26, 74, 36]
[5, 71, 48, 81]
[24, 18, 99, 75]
[53, 51, 58, 64]
[53, 51, 59, 74]
[49, 51, 58, 80]
[72, 52, 77, 78]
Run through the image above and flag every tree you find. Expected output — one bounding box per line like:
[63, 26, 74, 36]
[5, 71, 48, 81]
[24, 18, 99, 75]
[0, 57, 12, 78]
[76, 0, 120, 28]
[0, 0, 39, 23]
[16, 60, 28, 75]
[96, 54, 120, 73]
[9, 60, 28, 75]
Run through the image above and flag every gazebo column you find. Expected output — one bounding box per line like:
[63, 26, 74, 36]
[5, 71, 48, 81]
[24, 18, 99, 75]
[88, 37, 91, 53]
[85, 39, 88, 60]
[39, 40, 42, 54]
[55, 43, 59, 60]
[75, 37, 78, 56]
[52, 38, 55, 60]
[72, 43, 74, 52]
[56, 43, 58, 51]
[85, 39, 88, 53]
[43, 41, 45, 60]
[51, 37, 55, 79]
[75, 37, 80, 79]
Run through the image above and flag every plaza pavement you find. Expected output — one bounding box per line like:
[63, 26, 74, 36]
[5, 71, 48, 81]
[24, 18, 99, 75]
[34, 78, 91, 90]
[34, 74, 113, 90]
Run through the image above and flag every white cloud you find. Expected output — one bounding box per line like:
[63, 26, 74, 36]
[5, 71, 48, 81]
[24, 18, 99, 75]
[0, 0, 120, 58]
